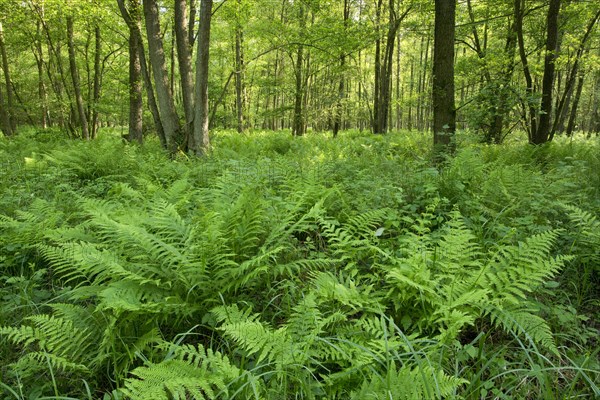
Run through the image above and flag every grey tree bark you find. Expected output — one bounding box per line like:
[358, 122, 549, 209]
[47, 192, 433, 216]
[143, 0, 183, 153]
[192, 0, 213, 155]
[292, 1, 306, 137]
[174, 0, 194, 145]
[66, 16, 90, 140]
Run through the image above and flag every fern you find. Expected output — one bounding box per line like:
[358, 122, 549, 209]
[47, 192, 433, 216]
[123, 343, 241, 400]
[0, 304, 100, 377]
[351, 363, 466, 400]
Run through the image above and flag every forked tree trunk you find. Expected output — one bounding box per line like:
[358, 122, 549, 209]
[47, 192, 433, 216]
[143, 0, 183, 153]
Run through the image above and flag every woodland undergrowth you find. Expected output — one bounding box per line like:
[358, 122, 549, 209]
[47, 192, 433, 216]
[0, 128, 599, 399]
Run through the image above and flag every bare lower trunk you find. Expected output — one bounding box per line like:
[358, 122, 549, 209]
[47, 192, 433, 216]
[34, 21, 48, 128]
[143, 0, 183, 153]
[91, 25, 101, 139]
[432, 0, 456, 150]
[0, 22, 15, 135]
[515, 0, 537, 140]
[192, 0, 213, 155]
[128, 16, 143, 143]
[174, 0, 194, 144]
[566, 72, 584, 137]
[532, 0, 560, 144]
[234, 26, 246, 133]
[67, 16, 89, 139]
[551, 9, 599, 139]
[292, 2, 307, 137]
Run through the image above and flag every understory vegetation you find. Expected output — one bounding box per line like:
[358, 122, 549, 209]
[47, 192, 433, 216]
[1, 129, 599, 399]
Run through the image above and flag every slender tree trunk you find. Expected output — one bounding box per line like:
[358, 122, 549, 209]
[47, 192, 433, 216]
[372, 0, 383, 133]
[566, 72, 584, 137]
[117, 0, 165, 147]
[292, 2, 306, 137]
[333, 0, 349, 138]
[0, 22, 15, 135]
[515, 0, 537, 140]
[407, 54, 414, 130]
[143, 0, 183, 153]
[487, 15, 517, 144]
[589, 66, 600, 135]
[67, 16, 90, 139]
[127, 12, 143, 143]
[373, 1, 410, 134]
[234, 23, 247, 133]
[432, 0, 456, 151]
[551, 9, 599, 139]
[532, 0, 560, 144]
[0, 79, 10, 136]
[91, 25, 101, 139]
[33, 3, 72, 132]
[395, 31, 402, 130]
[192, 0, 213, 155]
[174, 0, 195, 145]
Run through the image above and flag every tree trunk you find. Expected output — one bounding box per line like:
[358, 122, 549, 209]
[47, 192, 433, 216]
[175, 0, 195, 145]
[91, 25, 101, 139]
[66, 16, 90, 140]
[192, 0, 213, 155]
[234, 23, 247, 133]
[0, 79, 10, 136]
[532, 0, 560, 144]
[515, 0, 537, 140]
[292, 2, 306, 137]
[551, 9, 599, 139]
[143, 0, 183, 153]
[566, 72, 584, 137]
[590, 67, 600, 135]
[33, 2, 72, 132]
[432, 0, 456, 151]
[127, 11, 143, 143]
[333, 0, 349, 138]
[407, 54, 414, 130]
[395, 31, 402, 130]
[0, 22, 15, 135]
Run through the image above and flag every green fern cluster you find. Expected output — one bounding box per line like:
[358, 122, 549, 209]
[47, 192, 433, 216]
[1, 130, 599, 398]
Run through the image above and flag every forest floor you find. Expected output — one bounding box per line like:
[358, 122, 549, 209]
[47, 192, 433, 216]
[1, 128, 599, 399]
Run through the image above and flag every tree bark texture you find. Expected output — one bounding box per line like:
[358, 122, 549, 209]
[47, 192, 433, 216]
[174, 0, 194, 143]
[532, 0, 560, 144]
[66, 16, 90, 139]
[192, 0, 213, 155]
[432, 0, 456, 149]
[143, 0, 183, 153]
[0, 22, 16, 135]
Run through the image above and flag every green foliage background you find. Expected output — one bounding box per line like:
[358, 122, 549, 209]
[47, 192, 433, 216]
[1, 129, 599, 399]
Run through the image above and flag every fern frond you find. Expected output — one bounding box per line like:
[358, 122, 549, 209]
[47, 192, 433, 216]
[488, 305, 559, 356]
[351, 362, 466, 400]
[124, 342, 242, 400]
